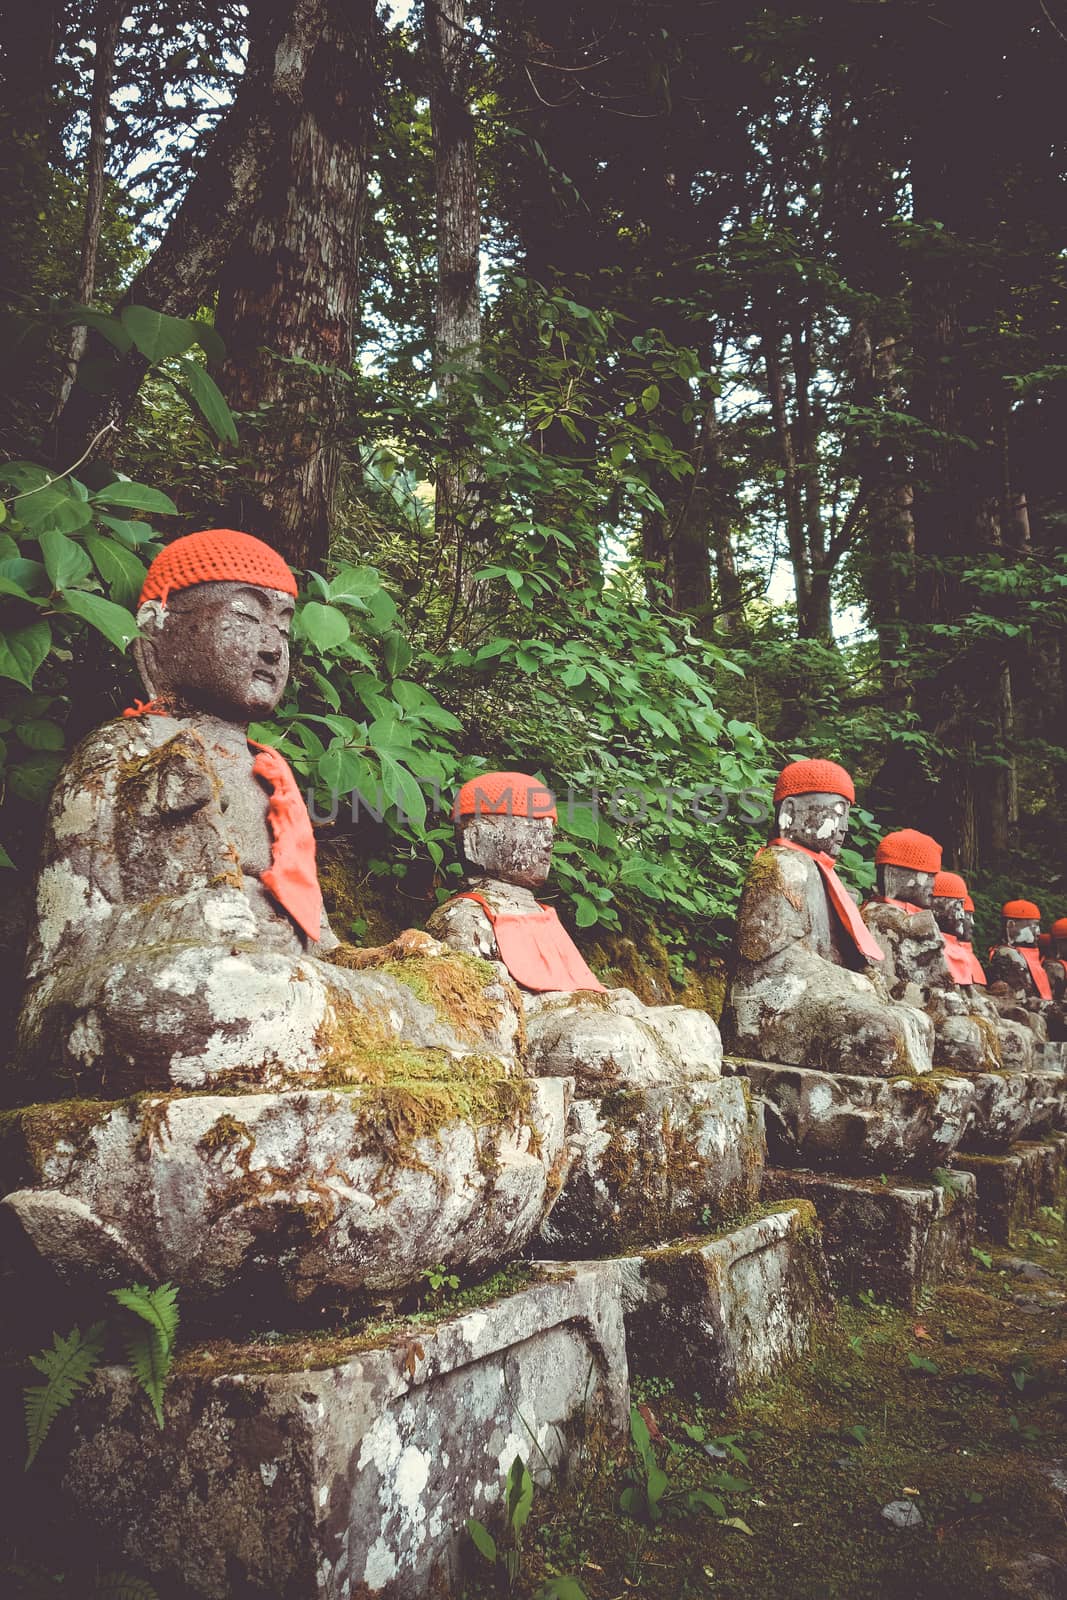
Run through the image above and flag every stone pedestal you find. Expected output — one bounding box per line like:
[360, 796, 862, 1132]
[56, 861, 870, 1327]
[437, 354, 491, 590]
[761, 1168, 976, 1307]
[539, 1077, 763, 1255]
[619, 1206, 828, 1403]
[22, 1262, 629, 1600]
[726, 1058, 974, 1173]
[954, 1136, 1067, 1245]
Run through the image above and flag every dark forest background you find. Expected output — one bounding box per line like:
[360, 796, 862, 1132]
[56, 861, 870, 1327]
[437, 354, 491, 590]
[2, 0, 1066, 1006]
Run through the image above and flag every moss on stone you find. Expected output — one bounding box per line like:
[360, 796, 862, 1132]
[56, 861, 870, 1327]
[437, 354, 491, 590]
[0, 1097, 112, 1185]
[378, 951, 516, 1046]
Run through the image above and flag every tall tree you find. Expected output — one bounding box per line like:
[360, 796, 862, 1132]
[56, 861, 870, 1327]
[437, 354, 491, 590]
[215, 0, 378, 571]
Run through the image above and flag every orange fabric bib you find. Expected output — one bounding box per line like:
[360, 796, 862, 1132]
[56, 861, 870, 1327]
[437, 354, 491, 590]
[1019, 945, 1053, 1002]
[456, 893, 605, 992]
[249, 742, 322, 943]
[767, 839, 884, 965]
[941, 931, 975, 986]
[962, 942, 987, 985]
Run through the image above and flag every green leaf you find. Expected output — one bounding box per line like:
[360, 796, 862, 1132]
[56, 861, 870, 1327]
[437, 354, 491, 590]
[174, 354, 238, 444]
[98, 515, 158, 548]
[328, 565, 381, 603]
[378, 751, 427, 828]
[110, 1283, 180, 1429]
[192, 321, 226, 365]
[641, 383, 660, 412]
[41, 529, 93, 589]
[0, 842, 12, 869]
[535, 1581, 589, 1600]
[299, 602, 351, 650]
[121, 304, 200, 363]
[17, 485, 91, 534]
[24, 1322, 105, 1467]
[0, 620, 51, 687]
[91, 1573, 162, 1600]
[562, 804, 599, 842]
[0, 557, 48, 593]
[10, 750, 64, 802]
[466, 1518, 497, 1564]
[84, 532, 148, 609]
[382, 630, 413, 678]
[0, 573, 38, 603]
[59, 589, 139, 651]
[91, 481, 178, 515]
[721, 1516, 754, 1536]
[506, 1454, 534, 1536]
[16, 718, 64, 751]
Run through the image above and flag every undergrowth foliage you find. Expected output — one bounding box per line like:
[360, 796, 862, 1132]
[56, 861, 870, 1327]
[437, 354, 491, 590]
[23, 1283, 180, 1466]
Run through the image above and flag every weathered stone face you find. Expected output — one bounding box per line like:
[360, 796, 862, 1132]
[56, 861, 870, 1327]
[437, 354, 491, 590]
[724, 842, 935, 1078]
[775, 791, 850, 858]
[933, 895, 967, 939]
[137, 580, 294, 720]
[459, 813, 554, 889]
[877, 862, 935, 910]
[1004, 916, 1041, 946]
[962, 908, 976, 945]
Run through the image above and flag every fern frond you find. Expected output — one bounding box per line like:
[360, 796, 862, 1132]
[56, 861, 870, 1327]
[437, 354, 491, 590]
[110, 1283, 179, 1356]
[111, 1283, 179, 1428]
[92, 1572, 160, 1600]
[23, 1321, 105, 1468]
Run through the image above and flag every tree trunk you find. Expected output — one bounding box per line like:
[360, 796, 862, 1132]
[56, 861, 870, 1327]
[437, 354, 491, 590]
[427, 0, 481, 560]
[791, 317, 833, 643]
[763, 329, 813, 634]
[52, 0, 335, 470]
[54, 0, 124, 418]
[214, 0, 377, 571]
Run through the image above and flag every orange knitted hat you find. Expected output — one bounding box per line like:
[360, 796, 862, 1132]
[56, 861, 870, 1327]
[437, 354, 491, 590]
[1050, 917, 1067, 939]
[1039, 932, 1052, 952]
[139, 529, 297, 607]
[773, 759, 855, 804]
[933, 870, 968, 900]
[456, 771, 557, 820]
[875, 829, 943, 873]
[963, 893, 975, 912]
[1002, 899, 1041, 920]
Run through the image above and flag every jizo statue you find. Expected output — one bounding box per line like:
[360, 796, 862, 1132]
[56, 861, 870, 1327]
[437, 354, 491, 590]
[427, 772, 723, 1089]
[16, 529, 519, 1096]
[723, 760, 934, 1077]
[988, 899, 1053, 1005]
[928, 869, 1036, 1071]
[1048, 918, 1067, 1005]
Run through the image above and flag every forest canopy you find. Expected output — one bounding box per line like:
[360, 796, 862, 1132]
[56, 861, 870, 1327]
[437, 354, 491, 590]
[1, 0, 1066, 1008]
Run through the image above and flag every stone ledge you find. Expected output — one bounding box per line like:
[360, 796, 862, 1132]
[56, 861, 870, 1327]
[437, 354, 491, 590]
[954, 1136, 1067, 1245]
[617, 1206, 829, 1403]
[30, 1259, 629, 1600]
[761, 1167, 976, 1308]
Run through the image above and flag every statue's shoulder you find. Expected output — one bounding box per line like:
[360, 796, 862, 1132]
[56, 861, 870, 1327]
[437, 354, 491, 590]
[63, 713, 190, 773]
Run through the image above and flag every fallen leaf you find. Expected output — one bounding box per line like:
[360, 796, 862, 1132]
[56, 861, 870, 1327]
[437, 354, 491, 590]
[914, 1325, 931, 1341]
[637, 1402, 663, 1440]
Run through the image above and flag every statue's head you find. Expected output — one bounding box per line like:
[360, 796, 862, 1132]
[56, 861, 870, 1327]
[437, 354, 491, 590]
[772, 759, 854, 860]
[1002, 898, 1042, 948]
[1052, 917, 1067, 959]
[962, 891, 976, 945]
[455, 771, 556, 889]
[134, 530, 297, 722]
[874, 829, 942, 910]
[932, 869, 968, 939]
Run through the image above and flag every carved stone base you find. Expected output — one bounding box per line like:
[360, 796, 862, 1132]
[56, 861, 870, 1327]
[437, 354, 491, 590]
[619, 1206, 829, 1403]
[16, 1262, 628, 1600]
[726, 1058, 973, 1173]
[761, 1168, 976, 1308]
[953, 1136, 1067, 1245]
[539, 1077, 764, 1255]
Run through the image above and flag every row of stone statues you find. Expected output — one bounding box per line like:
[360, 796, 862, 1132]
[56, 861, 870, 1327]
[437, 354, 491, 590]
[3, 529, 1065, 1322]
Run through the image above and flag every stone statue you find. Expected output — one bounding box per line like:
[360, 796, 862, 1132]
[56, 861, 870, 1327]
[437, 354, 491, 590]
[5, 532, 570, 1316]
[724, 761, 934, 1077]
[16, 530, 521, 1096]
[929, 870, 1035, 1072]
[960, 889, 984, 985]
[1047, 918, 1067, 1004]
[426, 772, 722, 1089]
[988, 899, 1053, 1006]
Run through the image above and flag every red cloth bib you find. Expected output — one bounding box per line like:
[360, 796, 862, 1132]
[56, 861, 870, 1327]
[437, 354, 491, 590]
[867, 896, 923, 915]
[766, 839, 884, 965]
[456, 893, 605, 992]
[250, 742, 322, 943]
[941, 931, 975, 986]
[1019, 945, 1053, 1001]
[962, 941, 987, 985]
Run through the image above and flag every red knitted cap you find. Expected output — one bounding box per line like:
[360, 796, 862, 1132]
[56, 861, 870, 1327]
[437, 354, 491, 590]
[1051, 917, 1067, 939]
[933, 870, 968, 901]
[875, 829, 943, 874]
[139, 529, 297, 607]
[773, 759, 855, 804]
[456, 771, 557, 820]
[1039, 932, 1052, 952]
[1003, 898, 1041, 920]
[963, 893, 975, 912]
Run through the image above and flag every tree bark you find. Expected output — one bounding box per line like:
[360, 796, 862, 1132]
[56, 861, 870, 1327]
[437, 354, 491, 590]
[426, 0, 481, 559]
[763, 328, 813, 634]
[54, 0, 124, 418]
[214, 0, 377, 571]
[51, 0, 335, 470]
